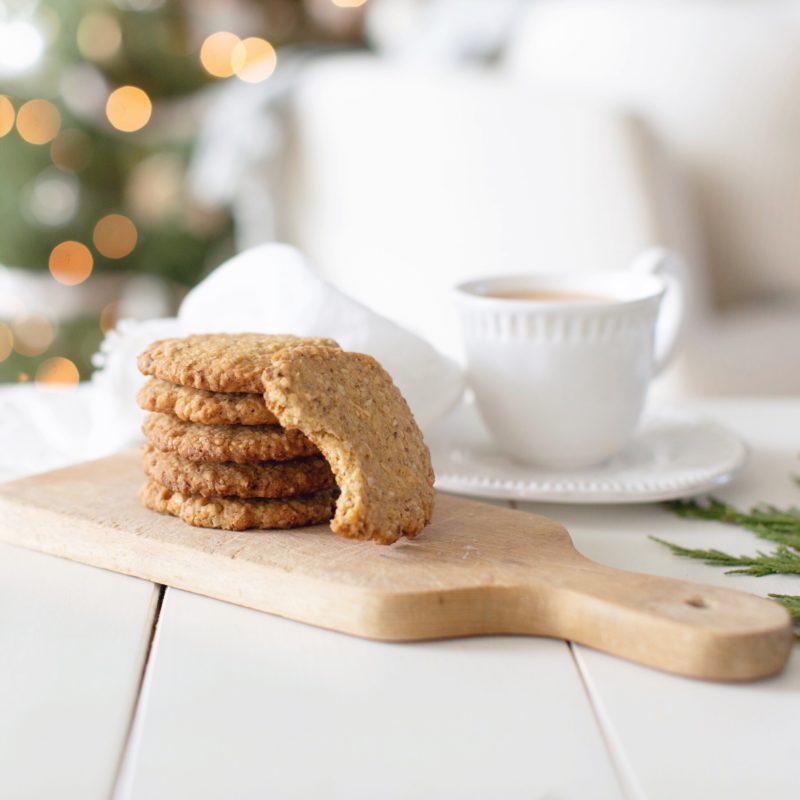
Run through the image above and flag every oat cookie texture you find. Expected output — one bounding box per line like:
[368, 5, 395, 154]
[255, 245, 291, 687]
[261, 346, 435, 544]
[140, 479, 337, 531]
[137, 378, 279, 426]
[138, 333, 340, 393]
[142, 445, 336, 499]
[142, 413, 319, 464]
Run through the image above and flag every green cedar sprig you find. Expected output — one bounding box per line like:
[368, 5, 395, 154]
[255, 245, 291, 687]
[650, 538, 800, 577]
[654, 496, 800, 636]
[664, 498, 800, 552]
[769, 594, 800, 626]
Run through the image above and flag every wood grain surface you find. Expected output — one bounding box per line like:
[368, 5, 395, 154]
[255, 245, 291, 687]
[0, 450, 792, 681]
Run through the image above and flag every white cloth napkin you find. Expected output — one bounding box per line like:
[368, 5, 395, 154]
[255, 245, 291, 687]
[0, 244, 463, 481]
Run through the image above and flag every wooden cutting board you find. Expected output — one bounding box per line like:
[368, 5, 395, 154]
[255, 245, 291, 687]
[0, 451, 792, 681]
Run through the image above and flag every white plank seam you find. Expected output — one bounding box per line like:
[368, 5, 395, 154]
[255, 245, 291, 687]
[111, 584, 166, 800]
[572, 645, 649, 800]
[568, 642, 632, 799]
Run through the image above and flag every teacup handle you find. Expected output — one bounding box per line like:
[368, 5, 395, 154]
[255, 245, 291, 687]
[630, 247, 686, 374]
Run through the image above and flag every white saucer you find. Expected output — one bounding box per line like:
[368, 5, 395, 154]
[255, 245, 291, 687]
[427, 399, 747, 504]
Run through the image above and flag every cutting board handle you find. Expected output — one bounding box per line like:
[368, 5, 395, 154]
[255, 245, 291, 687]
[526, 558, 793, 681]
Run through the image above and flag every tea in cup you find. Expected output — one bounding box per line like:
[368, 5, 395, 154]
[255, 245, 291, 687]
[452, 248, 685, 469]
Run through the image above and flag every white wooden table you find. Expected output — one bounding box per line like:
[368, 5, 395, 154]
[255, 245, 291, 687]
[1, 398, 798, 799]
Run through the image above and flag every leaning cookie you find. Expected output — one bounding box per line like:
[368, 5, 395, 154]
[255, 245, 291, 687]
[262, 346, 435, 545]
[137, 379, 279, 426]
[142, 445, 336, 499]
[142, 413, 319, 464]
[140, 479, 337, 531]
[137, 333, 340, 393]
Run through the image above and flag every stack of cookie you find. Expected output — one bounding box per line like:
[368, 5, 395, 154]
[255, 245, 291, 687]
[137, 332, 436, 544]
[136, 333, 341, 531]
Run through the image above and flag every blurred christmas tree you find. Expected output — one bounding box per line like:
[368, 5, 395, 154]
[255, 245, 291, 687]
[0, 0, 365, 384]
[0, 0, 243, 382]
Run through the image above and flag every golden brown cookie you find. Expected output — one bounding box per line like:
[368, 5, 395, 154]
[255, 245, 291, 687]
[142, 445, 336, 499]
[143, 413, 318, 464]
[261, 347, 435, 545]
[137, 378, 279, 426]
[140, 478, 337, 530]
[137, 333, 340, 393]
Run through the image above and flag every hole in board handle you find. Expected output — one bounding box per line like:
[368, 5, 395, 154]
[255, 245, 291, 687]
[685, 596, 708, 609]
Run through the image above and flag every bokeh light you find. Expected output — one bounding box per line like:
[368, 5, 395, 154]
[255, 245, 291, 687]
[0, 20, 44, 74]
[200, 31, 240, 78]
[60, 64, 109, 118]
[331, 0, 368, 6]
[0, 322, 13, 362]
[77, 12, 122, 62]
[18, 372, 30, 383]
[126, 152, 183, 223]
[28, 169, 80, 227]
[106, 86, 152, 132]
[0, 95, 15, 137]
[12, 314, 54, 357]
[232, 37, 277, 83]
[35, 357, 80, 388]
[93, 213, 138, 259]
[99, 301, 120, 334]
[16, 99, 61, 145]
[50, 128, 93, 172]
[49, 241, 93, 285]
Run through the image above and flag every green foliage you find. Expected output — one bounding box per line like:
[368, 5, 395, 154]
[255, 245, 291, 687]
[655, 495, 800, 638]
[0, 0, 236, 381]
[769, 594, 800, 626]
[650, 538, 800, 577]
[0, 0, 233, 282]
[665, 497, 800, 551]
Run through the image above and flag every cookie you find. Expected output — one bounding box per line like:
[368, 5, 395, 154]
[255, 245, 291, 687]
[137, 333, 340, 393]
[137, 378, 279, 426]
[142, 445, 336, 499]
[140, 478, 337, 531]
[261, 347, 435, 545]
[143, 413, 318, 464]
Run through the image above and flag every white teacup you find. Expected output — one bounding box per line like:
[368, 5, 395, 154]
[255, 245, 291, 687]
[453, 248, 686, 469]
